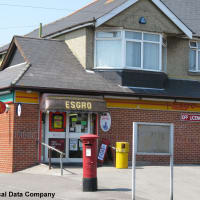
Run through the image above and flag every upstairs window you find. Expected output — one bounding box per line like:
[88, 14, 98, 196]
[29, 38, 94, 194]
[189, 41, 200, 72]
[95, 30, 167, 72]
[96, 31, 122, 68]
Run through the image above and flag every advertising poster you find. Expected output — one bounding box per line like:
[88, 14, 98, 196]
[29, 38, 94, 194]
[53, 115, 63, 129]
[70, 139, 78, 151]
[100, 113, 111, 132]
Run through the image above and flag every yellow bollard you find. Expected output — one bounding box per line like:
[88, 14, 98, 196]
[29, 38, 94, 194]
[116, 142, 129, 169]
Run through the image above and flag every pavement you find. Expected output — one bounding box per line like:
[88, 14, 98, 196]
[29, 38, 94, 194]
[0, 164, 199, 200]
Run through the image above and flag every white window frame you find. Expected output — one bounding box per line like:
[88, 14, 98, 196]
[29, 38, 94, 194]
[94, 29, 167, 72]
[94, 30, 123, 69]
[189, 41, 200, 72]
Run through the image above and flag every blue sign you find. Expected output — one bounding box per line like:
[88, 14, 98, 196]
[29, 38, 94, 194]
[139, 17, 147, 24]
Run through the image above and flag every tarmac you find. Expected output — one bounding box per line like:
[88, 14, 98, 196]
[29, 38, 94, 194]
[0, 164, 199, 200]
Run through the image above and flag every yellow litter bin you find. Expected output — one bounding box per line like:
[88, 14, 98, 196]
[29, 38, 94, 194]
[116, 142, 129, 169]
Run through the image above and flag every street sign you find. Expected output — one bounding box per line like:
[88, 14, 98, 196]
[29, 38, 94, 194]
[181, 113, 200, 122]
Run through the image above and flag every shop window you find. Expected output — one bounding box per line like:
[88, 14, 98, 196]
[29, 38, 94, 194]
[69, 138, 83, 158]
[49, 112, 66, 132]
[49, 138, 65, 158]
[69, 113, 88, 133]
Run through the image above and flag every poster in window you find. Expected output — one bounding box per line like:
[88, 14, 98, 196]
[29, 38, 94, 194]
[53, 115, 63, 129]
[49, 112, 66, 132]
[70, 139, 78, 151]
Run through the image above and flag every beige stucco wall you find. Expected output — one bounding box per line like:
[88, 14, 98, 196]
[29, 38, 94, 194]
[55, 28, 87, 68]
[55, 27, 94, 69]
[103, 0, 182, 35]
[86, 27, 94, 70]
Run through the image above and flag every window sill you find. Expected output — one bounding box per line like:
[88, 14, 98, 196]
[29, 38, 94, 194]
[188, 71, 200, 76]
[94, 66, 164, 73]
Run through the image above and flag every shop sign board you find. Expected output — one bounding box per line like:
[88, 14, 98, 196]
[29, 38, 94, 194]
[100, 113, 111, 132]
[132, 122, 174, 200]
[0, 101, 6, 114]
[106, 98, 200, 113]
[65, 100, 92, 110]
[15, 90, 39, 104]
[41, 94, 108, 112]
[181, 113, 200, 122]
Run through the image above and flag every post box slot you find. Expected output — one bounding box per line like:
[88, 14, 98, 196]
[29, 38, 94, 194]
[121, 144, 126, 149]
[85, 144, 92, 146]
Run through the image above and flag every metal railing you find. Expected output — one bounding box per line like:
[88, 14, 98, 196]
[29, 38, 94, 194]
[41, 142, 65, 176]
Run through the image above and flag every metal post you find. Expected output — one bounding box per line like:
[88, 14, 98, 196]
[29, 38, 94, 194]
[132, 123, 137, 200]
[48, 149, 52, 170]
[170, 124, 174, 200]
[60, 154, 63, 176]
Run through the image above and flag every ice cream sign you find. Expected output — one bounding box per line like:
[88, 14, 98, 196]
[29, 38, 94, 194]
[181, 113, 200, 122]
[100, 113, 111, 132]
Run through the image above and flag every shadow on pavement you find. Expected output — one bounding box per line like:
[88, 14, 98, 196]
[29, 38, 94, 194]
[98, 188, 131, 192]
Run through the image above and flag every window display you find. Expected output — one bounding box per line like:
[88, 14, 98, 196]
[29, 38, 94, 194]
[69, 113, 88, 133]
[49, 138, 65, 158]
[49, 112, 66, 132]
[69, 139, 83, 158]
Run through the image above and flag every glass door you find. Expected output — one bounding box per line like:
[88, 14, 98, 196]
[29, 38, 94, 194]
[66, 113, 91, 162]
[45, 112, 67, 163]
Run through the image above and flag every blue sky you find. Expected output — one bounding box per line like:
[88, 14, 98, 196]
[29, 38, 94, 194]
[0, 0, 93, 46]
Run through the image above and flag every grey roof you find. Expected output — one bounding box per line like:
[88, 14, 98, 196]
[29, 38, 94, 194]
[11, 36, 132, 94]
[0, 62, 29, 89]
[1, 0, 200, 53]
[162, 0, 200, 36]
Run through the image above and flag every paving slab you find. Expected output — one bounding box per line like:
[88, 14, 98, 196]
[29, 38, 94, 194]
[0, 164, 199, 200]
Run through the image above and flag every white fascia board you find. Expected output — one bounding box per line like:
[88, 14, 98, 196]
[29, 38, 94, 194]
[46, 23, 94, 39]
[95, 0, 193, 39]
[95, 0, 139, 27]
[151, 0, 193, 39]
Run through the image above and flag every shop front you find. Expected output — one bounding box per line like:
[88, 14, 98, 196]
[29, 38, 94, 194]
[40, 94, 107, 163]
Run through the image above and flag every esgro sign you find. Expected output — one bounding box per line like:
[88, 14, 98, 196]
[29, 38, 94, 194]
[65, 101, 92, 110]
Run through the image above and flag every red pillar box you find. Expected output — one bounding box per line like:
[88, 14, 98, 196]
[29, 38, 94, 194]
[80, 134, 99, 192]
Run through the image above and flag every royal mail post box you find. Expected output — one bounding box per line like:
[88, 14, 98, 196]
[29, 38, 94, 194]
[80, 134, 99, 192]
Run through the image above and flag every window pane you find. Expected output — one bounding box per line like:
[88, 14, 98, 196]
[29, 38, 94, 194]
[198, 52, 200, 71]
[125, 31, 142, 40]
[69, 113, 88, 133]
[189, 49, 196, 71]
[190, 41, 197, 48]
[126, 41, 141, 68]
[198, 42, 200, 50]
[144, 33, 160, 42]
[143, 43, 159, 70]
[96, 31, 121, 38]
[96, 40, 122, 68]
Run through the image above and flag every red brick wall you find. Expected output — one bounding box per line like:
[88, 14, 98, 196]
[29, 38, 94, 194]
[99, 109, 200, 164]
[13, 104, 39, 172]
[0, 104, 14, 173]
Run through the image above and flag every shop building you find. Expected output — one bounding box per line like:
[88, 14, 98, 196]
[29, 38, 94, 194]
[0, 0, 200, 173]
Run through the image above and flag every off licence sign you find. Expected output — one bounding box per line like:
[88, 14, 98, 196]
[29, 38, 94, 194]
[181, 113, 200, 122]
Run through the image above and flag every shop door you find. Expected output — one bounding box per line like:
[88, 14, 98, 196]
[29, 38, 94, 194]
[45, 112, 67, 163]
[66, 113, 91, 162]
